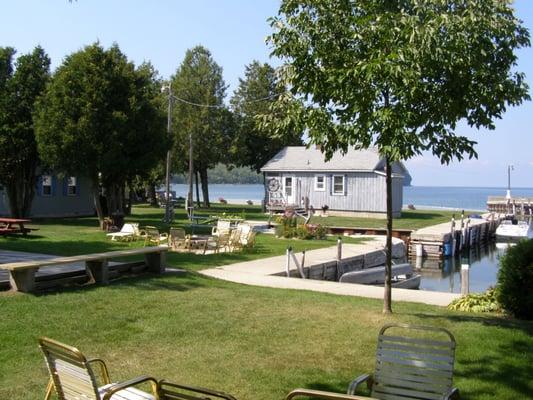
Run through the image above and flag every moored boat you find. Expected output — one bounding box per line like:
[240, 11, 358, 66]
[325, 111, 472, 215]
[495, 217, 533, 241]
[339, 263, 420, 289]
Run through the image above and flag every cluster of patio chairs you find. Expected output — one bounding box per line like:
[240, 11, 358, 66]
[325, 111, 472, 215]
[106, 221, 256, 254]
[168, 221, 256, 254]
[39, 323, 460, 400]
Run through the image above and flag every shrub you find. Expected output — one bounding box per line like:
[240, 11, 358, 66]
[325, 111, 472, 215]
[496, 239, 533, 320]
[275, 216, 326, 240]
[448, 288, 501, 313]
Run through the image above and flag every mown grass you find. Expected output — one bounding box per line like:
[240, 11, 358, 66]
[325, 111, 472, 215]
[0, 272, 532, 399]
[1, 205, 531, 399]
[311, 209, 476, 230]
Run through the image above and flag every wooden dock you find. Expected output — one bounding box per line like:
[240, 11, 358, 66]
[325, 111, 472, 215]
[409, 213, 501, 259]
[487, 196, 533, 215]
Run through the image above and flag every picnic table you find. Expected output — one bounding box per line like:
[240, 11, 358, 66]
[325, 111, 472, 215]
[0, 218, 37, 236]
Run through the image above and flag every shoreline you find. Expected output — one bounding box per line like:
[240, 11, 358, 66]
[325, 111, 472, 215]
[214, 198, 485, 212]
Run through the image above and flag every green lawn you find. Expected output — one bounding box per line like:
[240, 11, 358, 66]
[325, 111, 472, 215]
[311, 209, 476, 230]
[0, 205, 531, 399]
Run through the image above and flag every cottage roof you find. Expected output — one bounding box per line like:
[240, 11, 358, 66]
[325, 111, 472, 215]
[261, 146, 402, 173]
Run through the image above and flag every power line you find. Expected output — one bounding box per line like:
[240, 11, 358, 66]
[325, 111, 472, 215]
[169, 92, 283, 109]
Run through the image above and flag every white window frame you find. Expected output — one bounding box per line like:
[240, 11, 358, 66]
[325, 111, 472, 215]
[42, 175, 52, 196]
[314, 175, 326, 191]
[67, 176, 77, 196]
[332, 175, 345, 196]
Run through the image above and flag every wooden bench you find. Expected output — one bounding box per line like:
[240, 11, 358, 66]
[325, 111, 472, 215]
[0, 246, 167, 293]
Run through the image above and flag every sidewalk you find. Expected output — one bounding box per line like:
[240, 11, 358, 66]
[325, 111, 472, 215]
[198, 236, 460, 307]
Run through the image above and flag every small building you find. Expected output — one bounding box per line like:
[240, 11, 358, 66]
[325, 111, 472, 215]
[0, 174, 94, 218]
[261, 146, 408, 218]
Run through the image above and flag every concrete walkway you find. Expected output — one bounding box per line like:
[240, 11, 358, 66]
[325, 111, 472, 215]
[199, 236, 461, 307]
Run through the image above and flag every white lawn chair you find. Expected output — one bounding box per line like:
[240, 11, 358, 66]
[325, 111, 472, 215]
[106, 223, 140, 241]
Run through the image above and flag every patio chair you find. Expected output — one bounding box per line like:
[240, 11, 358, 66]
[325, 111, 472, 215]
[228, 228, 243, 252]
[203, 232, 231, 254]
[39, 337, 158, 400]
[106, 223, 140, 242]
[157, 380, 238, 400]
[168, 227, 189, 251]
[212, 220, 231, 237]
[347, 323, 459, 400]
[144, 226, 168, 246]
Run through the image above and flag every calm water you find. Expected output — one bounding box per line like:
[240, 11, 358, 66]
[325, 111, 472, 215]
[170, 183, 527, 293]
[415, 243, 506, 293]
[171, 183, 533, 210]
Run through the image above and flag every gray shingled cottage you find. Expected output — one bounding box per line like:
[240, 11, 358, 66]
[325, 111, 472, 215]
[261, 146, 408, 218]
[0, 174, 94, 217]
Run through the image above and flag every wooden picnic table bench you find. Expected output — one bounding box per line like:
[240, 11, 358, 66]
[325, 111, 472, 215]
[0, 246, 167, 293]
[0, 217, 38, 236]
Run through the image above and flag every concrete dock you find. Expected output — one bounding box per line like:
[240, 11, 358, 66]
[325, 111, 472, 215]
[200, 236, 460, 306]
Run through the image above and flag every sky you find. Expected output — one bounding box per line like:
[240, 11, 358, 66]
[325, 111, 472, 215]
[2, 0, 533, 188]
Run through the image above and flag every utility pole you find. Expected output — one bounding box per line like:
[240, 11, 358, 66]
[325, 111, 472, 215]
[187, 131, 194, 220]
[506, 164, 513, 200]
[162, 82, 173, 223]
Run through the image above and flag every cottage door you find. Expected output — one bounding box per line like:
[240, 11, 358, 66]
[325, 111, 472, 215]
[283, 176, 295, 205]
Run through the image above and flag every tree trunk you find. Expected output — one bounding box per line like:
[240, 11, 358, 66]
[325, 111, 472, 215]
[199, 168, 210, 208]
[5, 163, 37, 218]
[92, 180, 104, 229]
[195, 170, 201, 208]
[383, 157, 393, 314]
[147, 183, 157, 206]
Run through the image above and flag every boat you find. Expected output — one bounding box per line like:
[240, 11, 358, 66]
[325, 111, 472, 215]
[495, 217, 533, 241]
[339, 263, 421, 289]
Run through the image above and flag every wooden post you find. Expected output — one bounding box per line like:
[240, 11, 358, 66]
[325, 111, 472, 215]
[144, 251, 166, 274]
[86, 259, 109, 284]
[336, 237, 343, 280]
[461, 263, 470, 295]
[286, 246, 291, 277]
[8, 268, 37, 292]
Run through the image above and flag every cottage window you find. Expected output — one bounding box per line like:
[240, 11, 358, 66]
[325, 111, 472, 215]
[332, 175, 345, 195]
[67, 177, 77, 195]
[42, 175, 52, 196]
[314, 175, 325, 191]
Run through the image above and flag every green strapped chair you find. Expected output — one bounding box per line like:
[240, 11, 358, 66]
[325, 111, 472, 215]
[39, 337, 158, 400]
[348, 323, 459, 400]
[157, 381, 237, 400]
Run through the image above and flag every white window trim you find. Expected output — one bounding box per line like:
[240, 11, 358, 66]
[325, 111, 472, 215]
[67, 176, 77, 196]
[42, 175, 52, 197]
[332, 175, 345, 196]
[314, 175, 326, 191]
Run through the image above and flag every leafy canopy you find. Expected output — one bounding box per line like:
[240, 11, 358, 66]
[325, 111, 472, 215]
[34, 43, 166, 187]
[230, 61, 302, 172]
[268, 0, 530, 162]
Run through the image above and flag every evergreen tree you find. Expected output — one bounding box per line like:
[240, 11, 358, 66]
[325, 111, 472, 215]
[35, 43, 166, 227]
[0, 46, 50, 217]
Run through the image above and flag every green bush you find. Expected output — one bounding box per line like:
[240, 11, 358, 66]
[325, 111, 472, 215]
[448, 288, 501, 313]
[275, 216, 327, 240]
[497, 239, 533, 320]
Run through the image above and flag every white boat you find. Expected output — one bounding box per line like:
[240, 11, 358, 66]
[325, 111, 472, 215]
[495, 218, 533, 241]
[339, 263, 421, 289]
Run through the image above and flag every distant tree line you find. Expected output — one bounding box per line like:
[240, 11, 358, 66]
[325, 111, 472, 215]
[0, 43, 301, 227]
[172, 164, 263, 185]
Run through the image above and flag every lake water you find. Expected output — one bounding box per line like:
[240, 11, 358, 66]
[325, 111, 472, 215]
[171, 183, 533, 210]
[415, 243, 506, 293]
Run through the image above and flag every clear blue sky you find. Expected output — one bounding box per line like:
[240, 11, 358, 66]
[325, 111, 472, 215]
[2, 0, 532, 188]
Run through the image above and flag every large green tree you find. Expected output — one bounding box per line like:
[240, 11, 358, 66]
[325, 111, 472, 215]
[35, 43, 166, 227]
[268, 0, 530, 313]
[230, 61, 302, 173]
[0, 46, 50, 217]
[171, 46, 231, 207]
